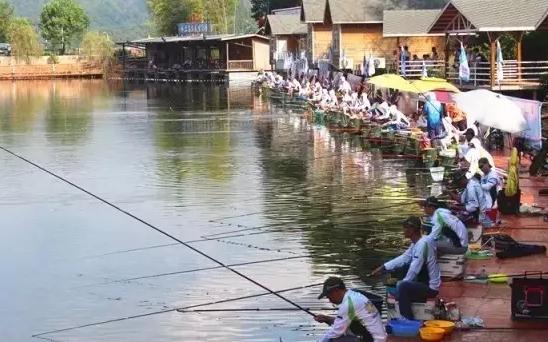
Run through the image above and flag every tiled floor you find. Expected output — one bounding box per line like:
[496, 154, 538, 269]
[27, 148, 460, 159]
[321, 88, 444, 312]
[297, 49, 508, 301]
[389, 152, 548, 340]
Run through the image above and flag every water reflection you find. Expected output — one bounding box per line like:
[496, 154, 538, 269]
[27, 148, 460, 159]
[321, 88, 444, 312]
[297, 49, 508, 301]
[0, 80, 436, 341]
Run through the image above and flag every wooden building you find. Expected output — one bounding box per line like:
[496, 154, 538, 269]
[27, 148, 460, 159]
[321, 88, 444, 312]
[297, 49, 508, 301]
[123, 34, 270, 83]
[428, 0, 548, 89]
[265, 10, 307, 68]
[300, 0, 446, 72]
[382, 9, 446, 75]
[301, 0, 332, 65]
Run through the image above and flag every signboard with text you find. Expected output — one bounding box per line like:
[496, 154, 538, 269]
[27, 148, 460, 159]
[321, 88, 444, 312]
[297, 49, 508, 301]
[177, 22, 210, 36]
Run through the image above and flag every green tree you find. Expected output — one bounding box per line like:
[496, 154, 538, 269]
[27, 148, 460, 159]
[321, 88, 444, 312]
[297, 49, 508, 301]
[8, 18, 43, 63]
[0, 0, 14, 43]
[235, 0, 258, 34]
[250, 0, 300, 21]
[147, 0, 200, 36]
[80, 31, 115, 74]
[204, 0, 238, 34]
[39, 0, 90, 55]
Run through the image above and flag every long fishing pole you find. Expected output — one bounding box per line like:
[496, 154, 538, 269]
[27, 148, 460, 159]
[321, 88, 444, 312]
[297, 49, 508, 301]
[32, 277, 361, 338]
[0, 146, 316, 319]
[177, 307, 337, 313]
[78, 255, 311, 288]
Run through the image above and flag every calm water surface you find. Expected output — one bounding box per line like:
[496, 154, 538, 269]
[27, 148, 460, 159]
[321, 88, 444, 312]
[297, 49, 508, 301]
[0, 80, 434, 341]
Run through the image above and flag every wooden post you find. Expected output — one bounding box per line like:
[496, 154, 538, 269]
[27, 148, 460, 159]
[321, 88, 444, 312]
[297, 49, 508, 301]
[122, 43, 126, 77]
[513, 32, 524, 82]
[487, 32, 499, 89]
[226, 42, 229, 71]
[444, 33, 450, 79]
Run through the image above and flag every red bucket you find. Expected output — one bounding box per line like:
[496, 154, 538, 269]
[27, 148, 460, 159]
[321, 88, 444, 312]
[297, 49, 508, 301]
[486, 208, 498, 222]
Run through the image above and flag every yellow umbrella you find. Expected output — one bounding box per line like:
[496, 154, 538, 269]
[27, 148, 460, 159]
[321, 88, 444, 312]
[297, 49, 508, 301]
[505, 147, 519, 197]
[367, 74, 415, 92]
[411, 77, 460, 93]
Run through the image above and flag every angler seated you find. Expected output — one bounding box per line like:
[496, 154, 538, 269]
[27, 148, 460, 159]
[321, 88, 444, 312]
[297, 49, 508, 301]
[371, 216, 440, 320]
[447, 169, 492, 227]
[381, 105, 410, 130]
[315, 277, 387, 342]
[422, 196, 468, 255]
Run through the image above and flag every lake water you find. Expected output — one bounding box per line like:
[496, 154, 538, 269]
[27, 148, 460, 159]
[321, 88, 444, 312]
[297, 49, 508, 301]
[0, 80, 433, 341]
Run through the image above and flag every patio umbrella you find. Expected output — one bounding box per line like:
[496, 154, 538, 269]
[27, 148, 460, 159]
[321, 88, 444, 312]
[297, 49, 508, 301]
[411, 77, 460, 93]
[367, 74, 415, 92]
[453, 89, 527, 133]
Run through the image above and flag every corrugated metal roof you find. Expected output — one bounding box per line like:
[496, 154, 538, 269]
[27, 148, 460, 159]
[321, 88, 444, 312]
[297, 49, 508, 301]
[430, 0, 548, 32]
[132, 34, 269, 44]
[383, 9, 442, 36]
[266, 14, 307, 35]
[301, 0, 326, 23]
[327, 0, 383, 24]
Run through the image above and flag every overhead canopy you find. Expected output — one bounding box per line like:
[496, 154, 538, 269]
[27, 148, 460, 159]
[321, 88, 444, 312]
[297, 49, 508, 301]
[266, 14, 307, 36]
[411, 77, 460, 93]
[428, 0, 548, 33]
[325, 0, 382, 24]
[383, 9, 443, 37]
[132, 34, 269, 45]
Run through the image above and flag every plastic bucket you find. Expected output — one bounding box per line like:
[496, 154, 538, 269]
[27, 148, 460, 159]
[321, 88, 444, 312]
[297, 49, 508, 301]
[430, 167, 445, 182]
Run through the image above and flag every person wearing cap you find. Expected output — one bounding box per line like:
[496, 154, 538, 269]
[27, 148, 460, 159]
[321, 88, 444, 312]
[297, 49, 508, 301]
[423, 196, 468, 255]
[315, 277, 387, 342]
[448, 169, 492, 227]
[370, 216, 440, 320]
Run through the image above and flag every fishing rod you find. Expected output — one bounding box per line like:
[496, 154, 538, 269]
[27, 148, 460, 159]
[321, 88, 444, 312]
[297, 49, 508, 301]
[0, 146, 316, 320]
[32, 276, 361, 338]
[177, 307, 337, 313]
[78, 255, 311, 288]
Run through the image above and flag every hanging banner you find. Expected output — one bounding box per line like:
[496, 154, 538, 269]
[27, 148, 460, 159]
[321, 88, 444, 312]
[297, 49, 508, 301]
[507, 96, 543, 149]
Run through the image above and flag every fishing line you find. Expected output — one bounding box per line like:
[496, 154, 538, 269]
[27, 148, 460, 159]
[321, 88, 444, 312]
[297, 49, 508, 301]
[79, 230, 274, 260]
[32, 277, 360, 338]
[0, 146, 316, 322]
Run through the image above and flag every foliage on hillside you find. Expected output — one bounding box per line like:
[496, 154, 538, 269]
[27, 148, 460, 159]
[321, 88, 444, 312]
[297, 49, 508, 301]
[148, 0, 256, 36]
[8, 0, 150, 41]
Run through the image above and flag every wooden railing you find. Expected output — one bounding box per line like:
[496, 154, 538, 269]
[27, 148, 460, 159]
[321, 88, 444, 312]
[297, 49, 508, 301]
[227, 60, 253, 71]
[0, 62, 103, 80]
[398, 60, 446, 79]
[445, 61, 548, 88]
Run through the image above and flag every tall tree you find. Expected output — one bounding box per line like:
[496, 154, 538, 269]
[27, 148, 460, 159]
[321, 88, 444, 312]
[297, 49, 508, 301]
[8, 18, 43, 63]
[147, 0, 200, 36]
[250, 0, 301, 21]
[0, 0, 14, 42]
[39, 0, 90, 55]
[204, 0, 238, 34]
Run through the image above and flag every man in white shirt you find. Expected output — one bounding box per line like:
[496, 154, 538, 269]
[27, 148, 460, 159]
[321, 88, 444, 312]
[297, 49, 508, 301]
[423, 196, 468, 255]
[315, 277, 387, 342]
[371, 216, 440, 320]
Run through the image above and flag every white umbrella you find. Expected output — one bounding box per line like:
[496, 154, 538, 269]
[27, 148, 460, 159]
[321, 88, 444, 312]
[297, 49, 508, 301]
[453, 89, 527, 133]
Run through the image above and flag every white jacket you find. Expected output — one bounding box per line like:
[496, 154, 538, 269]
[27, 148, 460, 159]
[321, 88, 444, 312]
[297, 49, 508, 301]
[319, 290, 387, 342]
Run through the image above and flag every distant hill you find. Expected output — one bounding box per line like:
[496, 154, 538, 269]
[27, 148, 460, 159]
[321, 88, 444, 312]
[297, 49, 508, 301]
[8, 0, 151, 41]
